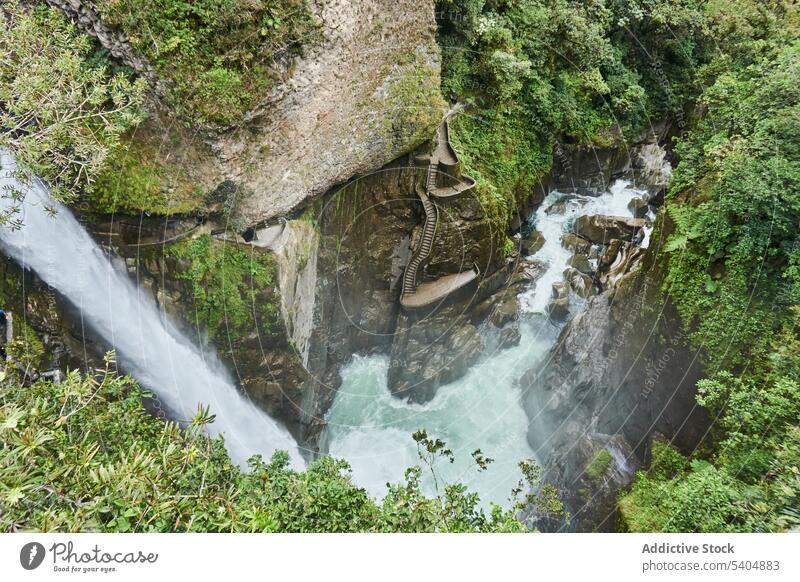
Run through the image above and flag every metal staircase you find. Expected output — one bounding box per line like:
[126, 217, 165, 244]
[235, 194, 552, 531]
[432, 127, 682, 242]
[401, 167, 438, 296]
[400, 116, 477, 305]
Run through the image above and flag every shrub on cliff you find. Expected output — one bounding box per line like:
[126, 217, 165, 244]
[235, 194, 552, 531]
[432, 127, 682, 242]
[93, 0, 322, 126]
[0, 2, 145, 226]
[166, 235, 281, 344]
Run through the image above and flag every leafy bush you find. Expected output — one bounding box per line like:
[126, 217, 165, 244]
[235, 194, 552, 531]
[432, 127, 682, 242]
[167, 235, 279, 343]
[0, 357, 537, 532]
[0, 2, 145, 225]
[93, 0, 321, 125]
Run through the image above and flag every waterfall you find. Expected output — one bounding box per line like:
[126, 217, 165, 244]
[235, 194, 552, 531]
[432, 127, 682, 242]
[0, 152, 304, 468]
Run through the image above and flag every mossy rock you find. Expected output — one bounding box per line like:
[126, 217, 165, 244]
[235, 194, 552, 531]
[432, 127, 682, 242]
[91, 128, 207, 215]
[585, 448, 614, 481]
[165, 235, 281, 346]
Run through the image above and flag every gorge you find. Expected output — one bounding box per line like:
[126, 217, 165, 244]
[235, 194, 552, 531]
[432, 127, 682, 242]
[2, 0, 797, 534]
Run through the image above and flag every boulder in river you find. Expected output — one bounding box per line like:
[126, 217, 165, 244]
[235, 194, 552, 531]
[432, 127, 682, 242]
[564, 267, 595, 299]
[489, 293, 521, 328]
[574, 215, 645, 244]
[627, 196, 649, 218]
[548, 282, 570, 321]
[388, 309, 484, 404]
[521, 230, 546, 256]
[568, 253, 593, 275]
[561, 233, 591, 254]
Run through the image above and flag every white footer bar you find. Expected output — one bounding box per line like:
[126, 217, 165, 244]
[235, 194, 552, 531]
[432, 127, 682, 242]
[1, 533, 798, 581]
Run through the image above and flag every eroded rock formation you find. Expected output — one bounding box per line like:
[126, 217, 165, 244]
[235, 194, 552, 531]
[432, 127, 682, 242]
[45, 0, 446, 225]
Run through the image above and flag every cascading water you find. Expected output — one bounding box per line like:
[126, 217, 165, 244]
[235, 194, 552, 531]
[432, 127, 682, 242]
[325, 178, 649, 507]
[519, 178, 644, 312]
[0, 152, 304, 468]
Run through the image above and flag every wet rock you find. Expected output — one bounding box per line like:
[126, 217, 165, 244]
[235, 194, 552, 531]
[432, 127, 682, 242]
[521, 230, 545, 256]
[545, 200, 569, 215]
[489, 294, 520, 328]
[574, 215, 645, 244]
[498, 325, 521, 349]
[561, 233, 591, 255]
[425, 205, 494, 278]
[533, 434, 639, 532]
[551, 142, 631, 192]
[598, 240, 644, 289]
[568, 253, 593, 275]
[632, 143, 672, 191]
[548, 282, 570, 321]
[546, 196, 588, 216]
[564, 267, 595, 299]
[627, 196, 649, 218]
[388, 312, 483, 403]
[600, 239, 624, 270]
[509, 258, 547, 287]
[521, 210, 709, 531]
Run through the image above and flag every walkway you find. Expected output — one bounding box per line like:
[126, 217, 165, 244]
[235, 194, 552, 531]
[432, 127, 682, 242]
[400, 116, 479, 311]
[400, 269, 479, 310]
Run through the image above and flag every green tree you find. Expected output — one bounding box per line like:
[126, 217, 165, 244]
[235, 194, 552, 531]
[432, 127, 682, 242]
[0, 3, 146, 225]
[0, 355, 541, 532]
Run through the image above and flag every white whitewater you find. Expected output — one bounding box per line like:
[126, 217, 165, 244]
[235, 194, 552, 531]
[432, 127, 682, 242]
[519, 179, 640, 313]
[325, 179, 647, 507]
[0, 152, 304, 468]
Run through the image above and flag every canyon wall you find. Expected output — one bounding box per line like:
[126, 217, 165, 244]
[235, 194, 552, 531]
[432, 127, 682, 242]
[520, 128, 708, 531]
[45, 0, 445, 226]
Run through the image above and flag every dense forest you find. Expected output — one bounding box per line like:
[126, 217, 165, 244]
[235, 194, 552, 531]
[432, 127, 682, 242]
[1, 0, 798, 532]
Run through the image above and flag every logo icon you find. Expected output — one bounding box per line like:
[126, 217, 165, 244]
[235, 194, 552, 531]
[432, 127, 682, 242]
[20, 542, 46, 570]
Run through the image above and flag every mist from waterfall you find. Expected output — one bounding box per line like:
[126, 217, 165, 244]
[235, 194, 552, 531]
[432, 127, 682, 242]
[0, 152, 304, 468]
[325, 179, 647, 507]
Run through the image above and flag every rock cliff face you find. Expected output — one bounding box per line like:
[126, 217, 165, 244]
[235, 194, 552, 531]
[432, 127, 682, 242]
[520, 127, 710, 532]
[46, 0, 445, 226]
[0, 254, 106, 375]
[522, 222, 708, 531]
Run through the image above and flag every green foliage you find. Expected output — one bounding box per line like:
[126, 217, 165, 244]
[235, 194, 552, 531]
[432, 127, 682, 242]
[0, 2, 145, 225]
[437, 0, 707, 233]
[450, 109, 551, 236]
[697, 369, 800, 480]
[0, 358, 531, 532]
[5, 319, 45, 373]
[619, 312, 800, 532]
[663, 37, 800, 366]
[620, 5, 800, 531]
[93, 0, 321, 126]
[585, 449, 613, 481]
[619, 456, 756, 532]
[166, 235, 279, 343]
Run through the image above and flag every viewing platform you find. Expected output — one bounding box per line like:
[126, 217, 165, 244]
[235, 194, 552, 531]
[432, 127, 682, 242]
[400, 267, 479, 311]
[400, 114, 480, 312]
